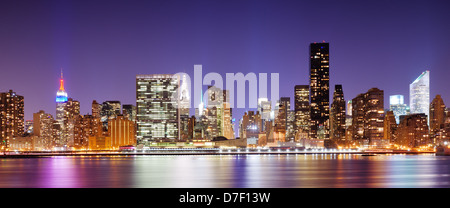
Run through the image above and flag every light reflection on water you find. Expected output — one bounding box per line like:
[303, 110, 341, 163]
[0, 154, 449, 188]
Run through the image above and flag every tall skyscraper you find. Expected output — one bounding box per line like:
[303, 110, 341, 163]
[397, 114, 430, 148]
[330, 85, 346, 145]
[56, 72, 68, 123]
[410, 70, 430, 123]
[33, 110, 54, 150]
[430, 94, 446, 135]
[352, 88, 385, 148]
[0, 90, 24, 150]
[309, 42, 330, 140]
[136, 74, 180, 146]
[294, 85, 310, 140]
[389, 95, 408, 124]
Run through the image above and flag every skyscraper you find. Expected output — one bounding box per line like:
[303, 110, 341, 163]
[56, 71, 68, 123]
[430, 94, 446, 135]
[410, 70, 430, 123]
[309, 42, 330, 140]
[352, 88, 385, 148]
[389, 95, 408, 124]
[330, 85, 346, 145]
[0, 90, 24, 150]
[294, 85, 310, 140]
[136, 74, 180, 146]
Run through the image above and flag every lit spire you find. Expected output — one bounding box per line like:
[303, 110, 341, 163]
[59, 68, 65, 91]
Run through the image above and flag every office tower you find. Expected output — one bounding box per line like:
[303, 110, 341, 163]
[389, 95, 408, 124]
[61, 98, 80, 149]
[430, 95, 446, 136]
[310, 42, 330, 140]
[258, 98, 271, 121]
[410, 71, 430, 123]
[56, 72, 68, 123]
[397, 114, 430, 148]
[330, 85, 346, 145]
[239, 111, 262, 139]
[223, 92, 234, 139]
[136, 74, 180, 146]
[122, 104, 137, 122]
[352, 88, 385, 148]
[205, 86, 224, 140]
[108, 115, 136, 149]
[33, 110, 54, 150]
[92, 100, 101, 119]
[101, 101, 121, 128]
[286, 110, 295, 141]
[294, 85, 310, 140]
[0, 90, 25, 150]
[383, 111, 397, 145]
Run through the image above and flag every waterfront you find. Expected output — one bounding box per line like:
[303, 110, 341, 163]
[0, 154, 449, 188]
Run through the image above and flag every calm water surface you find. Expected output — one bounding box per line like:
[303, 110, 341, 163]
[1, 154, 449, 188]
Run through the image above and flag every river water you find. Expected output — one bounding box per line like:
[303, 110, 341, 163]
[1, 154, 449, 188]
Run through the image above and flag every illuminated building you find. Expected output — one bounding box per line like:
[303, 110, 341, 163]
[33, 110, 54, 150]
[383, 111, 397, 145]
[56, 72, 68, 122]
[24, 120, 33, 134]
[136, 74, 180, 146]
[92, 100, 101, 119]
[410, 71, 430, 123]
[309, 42, 330, 140]
[101, 101, 121, 129]
[108, 115, 136, 149]
[389, 95, 407, 124]
[352, 88, 385, 148]
[239, 111, 262, 139]
[294, 85, 310, 140]
[430, 94, 446, 136]
[61, 98, 80, 149]
[397, 114, 430, 149]
[0, 90, 24, 150]
[330, 85, 346, 145]
[74, 114, 103, 150]
[122, 104, 137, 122]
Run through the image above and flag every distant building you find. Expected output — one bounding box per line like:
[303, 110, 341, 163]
[136, 74, 180, 146]
[33, 110, 54, 150]
[309, 42, 330, 140]
[294, 85, 310, 140]
[396, 114, 430, 149]
[330, 85, 346, 145]
[410, 71, 430, 123]
[122, 104, 137, 122]
[108, 115, 136, 149]
[384, 111, 397, 146]
[352, 88, 385, 148]
[0, 90, 24, 150]
[430, 95, 446, 136]
[101, 101, 121, 129]
[389, 95, 408, 124]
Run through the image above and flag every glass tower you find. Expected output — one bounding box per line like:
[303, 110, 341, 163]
[136, 74, 180, 146]
[309, 42, 330, 140]
[410, 71, 430, 123]
[389, 95, 407, 124]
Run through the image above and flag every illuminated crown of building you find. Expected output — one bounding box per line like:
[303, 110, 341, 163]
[56, 69, 68, 103]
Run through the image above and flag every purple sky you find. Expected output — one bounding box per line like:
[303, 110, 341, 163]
[1, 0, 449, 124]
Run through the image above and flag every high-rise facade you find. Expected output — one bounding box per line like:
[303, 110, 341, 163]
[352, 88, 385, 148]
[33, 110, 54, 150]
[0, 90, 25, 150]
[430, 95, 446, 136]
[330, 85, 346, 145]
[294, 85, 310, 140]
[397, 113, 430, 148]
[136, 74, 180, 146]
[410, 71, 430, 123]
[389, 95, 408, 124]
[309, 42, 330, 140]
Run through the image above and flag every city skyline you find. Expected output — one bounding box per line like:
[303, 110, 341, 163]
[0, 0, 449, 125]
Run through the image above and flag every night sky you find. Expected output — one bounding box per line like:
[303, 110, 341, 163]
[1, 0, 449, 129]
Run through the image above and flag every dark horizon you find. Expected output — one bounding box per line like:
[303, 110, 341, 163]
[1, 0, 449, 123]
